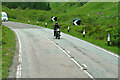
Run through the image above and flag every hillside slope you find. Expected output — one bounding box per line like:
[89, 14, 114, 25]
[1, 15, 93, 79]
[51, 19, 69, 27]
[50, 2, 118, 25]
[2, 2, 119, 54]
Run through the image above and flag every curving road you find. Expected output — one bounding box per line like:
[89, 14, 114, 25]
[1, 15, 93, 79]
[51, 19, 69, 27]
[3, 21, 119, 79]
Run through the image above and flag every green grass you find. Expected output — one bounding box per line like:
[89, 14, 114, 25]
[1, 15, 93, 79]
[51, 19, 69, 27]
[2, 2, 119, 55]
[0, 25, 2, 80]
[0, 2, 2, 80]
[2, 25, 16, 78]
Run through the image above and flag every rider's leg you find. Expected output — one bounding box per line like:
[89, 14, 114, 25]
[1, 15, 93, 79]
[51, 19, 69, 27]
[54, 30, 56, 36]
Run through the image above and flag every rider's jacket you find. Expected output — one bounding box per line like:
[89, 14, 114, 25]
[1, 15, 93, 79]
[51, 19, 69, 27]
[53, 25, 60, 30]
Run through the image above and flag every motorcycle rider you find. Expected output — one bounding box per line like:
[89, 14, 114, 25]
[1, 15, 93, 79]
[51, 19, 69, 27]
[53, 22, 61, 38]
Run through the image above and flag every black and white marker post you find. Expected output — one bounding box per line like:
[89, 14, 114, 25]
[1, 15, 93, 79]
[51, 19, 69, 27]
[83, 29, 85, 38]
[107, 34, 110, 46]
[68, 25, 70, 32]
[45, 22, 47, 27]
[28, 20, 30, 24]
[37, 21, 38, 25]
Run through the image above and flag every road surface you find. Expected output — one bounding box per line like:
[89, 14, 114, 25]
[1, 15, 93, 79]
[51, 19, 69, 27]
[3, 21, 119, 79]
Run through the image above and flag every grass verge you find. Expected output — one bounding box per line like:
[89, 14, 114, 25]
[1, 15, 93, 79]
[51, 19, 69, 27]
[0, 25, 2, 80]
[2, 25, 16, 78]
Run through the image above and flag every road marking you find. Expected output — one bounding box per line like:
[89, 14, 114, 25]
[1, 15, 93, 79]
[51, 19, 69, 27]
[82, 64, 87, 70]
[70, 58, 83, 70]
[19, 54, 22, 63]
[41, 33, 95, 79]
[14, 30, 22, 78]
[84, 70, 95, 79]
[67, 51, 70, 54]
[82, 64, 87, 68]
[5, 26, 22, 78]
[16, 64, 22, 78]
[65, 33, 119, 58]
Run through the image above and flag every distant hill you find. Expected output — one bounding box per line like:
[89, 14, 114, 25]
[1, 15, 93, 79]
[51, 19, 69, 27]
[2, 2, 51, 10]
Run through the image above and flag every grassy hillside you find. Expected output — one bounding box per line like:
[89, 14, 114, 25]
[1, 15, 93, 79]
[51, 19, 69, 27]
[2, 2, 119, 54]
[2, 25, 16, 78]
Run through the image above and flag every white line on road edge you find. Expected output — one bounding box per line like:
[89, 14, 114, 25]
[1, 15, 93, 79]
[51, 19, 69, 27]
[65, 34, 119, 58]
[4, 26, 22, 78]
[41, 34, 95, 79]
[84, 70, 95, 79]
[14, 30, 22, 78]
[67, 51, 70, 54]
[70, 58, 83, 69]
[82, 64, 87, 68]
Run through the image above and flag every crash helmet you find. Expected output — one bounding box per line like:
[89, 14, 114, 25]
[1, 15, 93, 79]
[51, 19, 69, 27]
[55, 22, 58, 25]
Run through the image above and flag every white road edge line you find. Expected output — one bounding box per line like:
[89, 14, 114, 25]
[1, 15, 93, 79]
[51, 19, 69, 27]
[84, 70, 94, 79]
[65, 34, 119, 58]
[82, 64, 87, 68]
[4, 25, 22, 78]
[67, 51, 70, 54]
[14, 30, 22, 78]
[41, 33, 95, 79]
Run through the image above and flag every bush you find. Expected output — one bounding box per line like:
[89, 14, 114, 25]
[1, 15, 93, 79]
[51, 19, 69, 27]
[2, 26, 8, 44]
[111, 28, 119, 46]
[2, 37, 6, 44]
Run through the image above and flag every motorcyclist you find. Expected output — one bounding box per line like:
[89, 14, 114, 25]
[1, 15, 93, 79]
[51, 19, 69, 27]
[53, 22, 61, 38]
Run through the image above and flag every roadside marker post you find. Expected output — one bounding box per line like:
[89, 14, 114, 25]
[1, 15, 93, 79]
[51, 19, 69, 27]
[87, 14, 89, 16]
[83, 29, 85, 38]
[108, 34, 110, 46]
[28, 20, 30, 24]
[37, 21, 38, 25]
[68, 25, 70, 32]
[45, 22, 47, 27]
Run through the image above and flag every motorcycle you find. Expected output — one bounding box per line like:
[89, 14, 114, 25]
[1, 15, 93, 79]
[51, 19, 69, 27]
[55, 28, 60, 39]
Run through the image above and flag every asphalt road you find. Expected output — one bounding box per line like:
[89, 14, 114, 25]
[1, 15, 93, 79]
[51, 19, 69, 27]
[3, 21, 119, 79]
